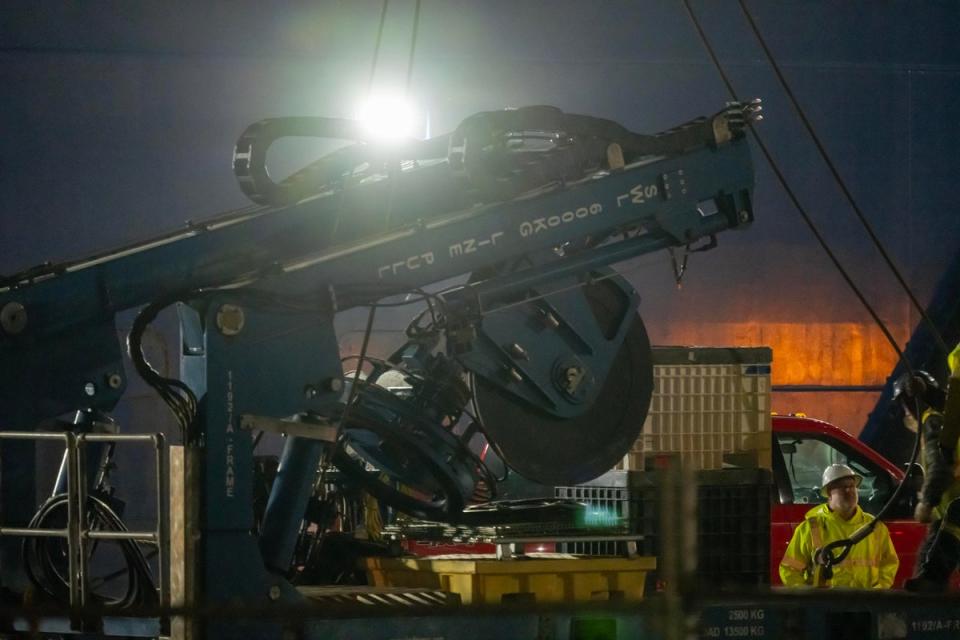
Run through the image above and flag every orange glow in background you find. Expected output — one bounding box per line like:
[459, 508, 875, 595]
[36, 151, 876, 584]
[649, 321, 909, 437]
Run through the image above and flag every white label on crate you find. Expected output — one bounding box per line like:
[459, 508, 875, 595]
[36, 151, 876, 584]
[698, 609, 768, 638]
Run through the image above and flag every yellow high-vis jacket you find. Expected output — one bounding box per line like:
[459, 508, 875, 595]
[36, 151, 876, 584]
[779, 504, 898, 589]
[918, 408, 960, 540]
[923, 340, 960, 540]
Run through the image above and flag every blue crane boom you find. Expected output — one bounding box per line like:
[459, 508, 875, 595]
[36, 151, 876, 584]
[0, 103, 756, 627]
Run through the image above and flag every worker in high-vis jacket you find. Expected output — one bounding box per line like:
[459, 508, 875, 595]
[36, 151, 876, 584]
[779, 463, 899, 588]
[898, 343, 960, 592]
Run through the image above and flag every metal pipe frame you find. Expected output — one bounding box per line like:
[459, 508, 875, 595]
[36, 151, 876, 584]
[0, 431, 169, 619]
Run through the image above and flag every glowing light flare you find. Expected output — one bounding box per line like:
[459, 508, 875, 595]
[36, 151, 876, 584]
[580, 506, 622, 529]
[356, 93, 419, 142]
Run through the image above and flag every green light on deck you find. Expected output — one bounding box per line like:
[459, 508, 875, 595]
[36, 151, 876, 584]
[581, 506, 621, 528]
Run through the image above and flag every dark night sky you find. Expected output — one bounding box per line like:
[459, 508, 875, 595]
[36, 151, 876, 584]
[2, 1, 960, 455]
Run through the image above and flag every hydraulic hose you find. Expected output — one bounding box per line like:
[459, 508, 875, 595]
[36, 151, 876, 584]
[22, 493, 157, 610]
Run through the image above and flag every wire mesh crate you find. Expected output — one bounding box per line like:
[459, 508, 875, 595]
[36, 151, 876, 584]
[553, 483, 635, 556]
[555, 469, 772, 588]
[621, 346, 772, 471]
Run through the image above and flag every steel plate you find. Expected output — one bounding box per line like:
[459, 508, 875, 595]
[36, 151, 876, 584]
[473, 280, 653, 485]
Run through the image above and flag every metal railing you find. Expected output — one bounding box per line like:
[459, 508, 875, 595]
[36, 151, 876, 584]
[0, 431, 168, 617]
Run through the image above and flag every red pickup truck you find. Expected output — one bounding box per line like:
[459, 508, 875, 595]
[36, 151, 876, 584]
[770, 414, 926, 588]
[405, 412, 934, 589]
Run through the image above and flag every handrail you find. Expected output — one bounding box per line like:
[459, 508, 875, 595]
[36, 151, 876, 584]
[0, 430, 168, 622]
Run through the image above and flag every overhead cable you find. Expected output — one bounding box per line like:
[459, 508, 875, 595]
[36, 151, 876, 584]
[682, 0, 929, 573]
[680, 0, 911, 372]
[367, 0, 390, 92]
[737, 0, 948, 357]
[405, 0, 422, 92]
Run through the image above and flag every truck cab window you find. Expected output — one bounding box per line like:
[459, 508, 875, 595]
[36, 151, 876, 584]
[775, 434, 892, 515]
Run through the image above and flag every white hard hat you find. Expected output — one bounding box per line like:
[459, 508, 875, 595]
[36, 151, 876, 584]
[820, 463, 862, 497]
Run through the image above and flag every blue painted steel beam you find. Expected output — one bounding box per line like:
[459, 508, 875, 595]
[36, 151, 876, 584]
[0, 138, 752, 432]
[0, 134, 754, 616]
[861, 246, 960, 463]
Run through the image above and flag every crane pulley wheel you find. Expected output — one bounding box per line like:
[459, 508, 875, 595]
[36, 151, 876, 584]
[472, 280, 654, 485]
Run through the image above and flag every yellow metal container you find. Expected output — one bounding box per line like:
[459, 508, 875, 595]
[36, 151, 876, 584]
[364, 553, 656, 605]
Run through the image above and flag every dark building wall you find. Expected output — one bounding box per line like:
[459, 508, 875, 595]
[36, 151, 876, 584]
[2, 0, 959, 450]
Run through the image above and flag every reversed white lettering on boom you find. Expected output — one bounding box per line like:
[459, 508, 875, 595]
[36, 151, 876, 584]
[616, 182, 659, 207]
[377, 251, 435, 279]
[449, 232, 504, 257]
[518, 203, 602, 238]
[225, 369, 235, 498]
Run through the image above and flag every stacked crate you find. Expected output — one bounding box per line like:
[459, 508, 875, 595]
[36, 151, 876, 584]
[621, 346, 772, 471]
[695, 470, 772, 588]
[556, 468, 773, 588]
[556, 347, 775, 587]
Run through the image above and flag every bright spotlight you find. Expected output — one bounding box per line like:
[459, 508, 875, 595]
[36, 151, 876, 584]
[356, 93, 418, 142]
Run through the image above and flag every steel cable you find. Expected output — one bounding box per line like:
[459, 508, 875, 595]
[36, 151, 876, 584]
[736, 0, 948, 357]
[681, 0, 910, 371]
[682, 0, 924, 579]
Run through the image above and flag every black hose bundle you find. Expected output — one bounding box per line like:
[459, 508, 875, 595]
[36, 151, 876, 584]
[128, 293, 198, 444]
[22, 493, 157, 610]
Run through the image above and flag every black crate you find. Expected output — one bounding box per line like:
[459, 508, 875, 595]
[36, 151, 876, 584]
[556, 468, 773, 588]
[695, 469, 772, 588]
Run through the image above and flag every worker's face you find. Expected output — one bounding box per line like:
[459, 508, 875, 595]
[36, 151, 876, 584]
[902, 411, 919, 433]
[826, 478, 859, 518]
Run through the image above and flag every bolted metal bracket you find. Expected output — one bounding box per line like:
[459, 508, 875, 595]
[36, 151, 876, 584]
[0, 302, 27, 335]
[215, 304, 245, 336]
[239, 414, 337, 442]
